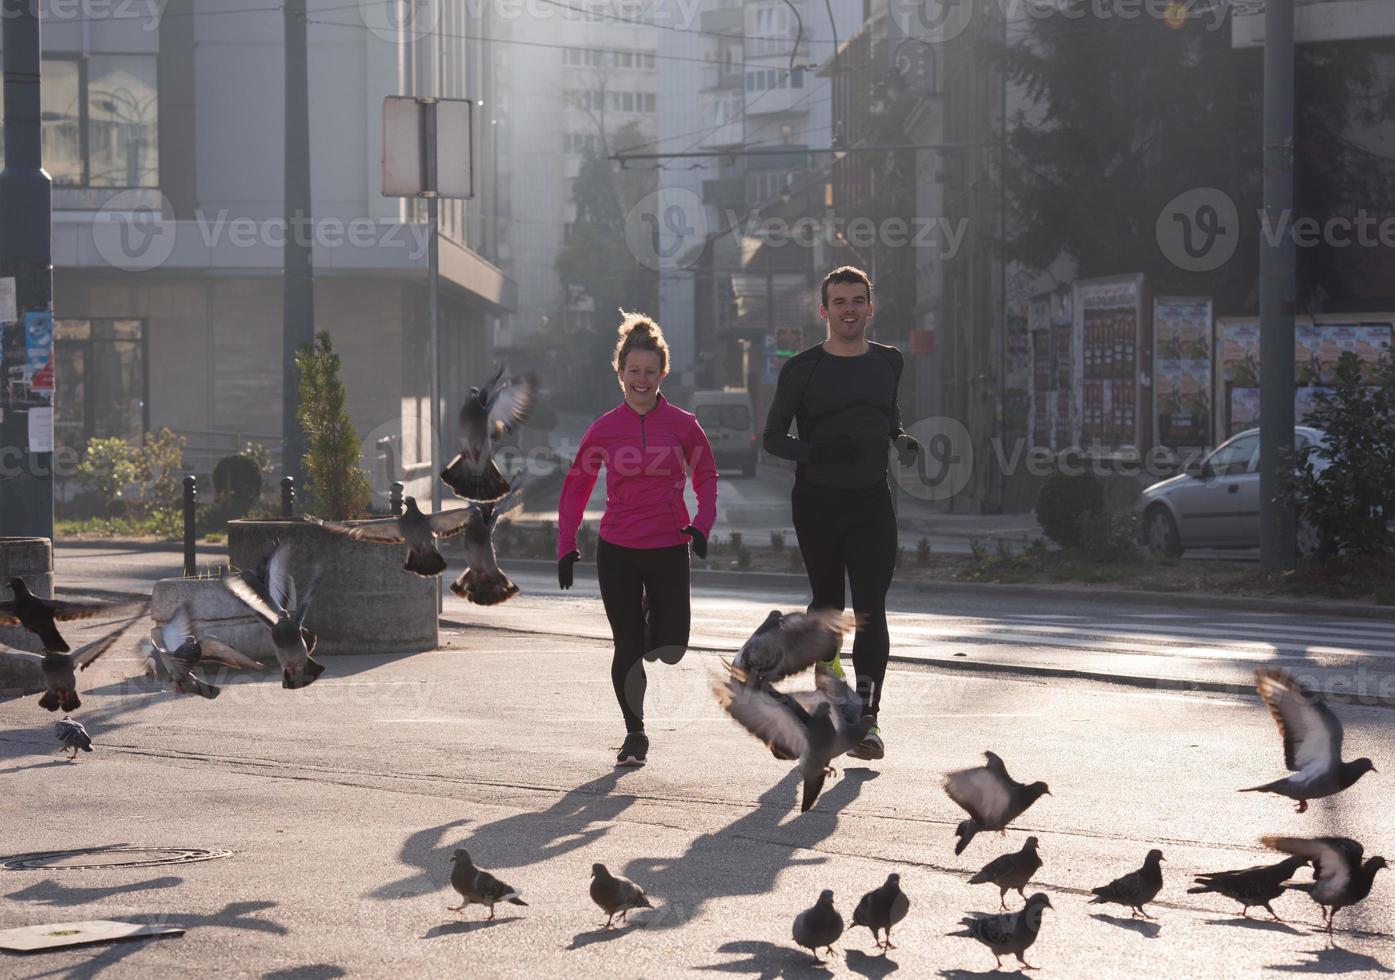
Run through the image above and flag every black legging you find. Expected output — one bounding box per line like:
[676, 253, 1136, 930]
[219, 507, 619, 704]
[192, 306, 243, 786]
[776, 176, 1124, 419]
[791, 478, 897, 716]
[595, 537, 691, 734]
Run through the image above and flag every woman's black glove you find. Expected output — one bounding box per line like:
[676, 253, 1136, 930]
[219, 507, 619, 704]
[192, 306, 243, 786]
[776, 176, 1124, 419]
[809, 436, 861, 465]
[682, 525, 708, 559]
[894, 433, 922, 468]
[558, 550, 581, 590]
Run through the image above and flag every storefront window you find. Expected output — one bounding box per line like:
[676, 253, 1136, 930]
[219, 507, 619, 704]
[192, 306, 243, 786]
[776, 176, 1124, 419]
[55, 319, 147, 457]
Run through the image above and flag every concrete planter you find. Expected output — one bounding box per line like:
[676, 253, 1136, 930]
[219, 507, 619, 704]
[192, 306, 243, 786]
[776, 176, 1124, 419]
[0, 537, 52, 690]
[150, 574, 278, 663]
[223, 518, 438, 656]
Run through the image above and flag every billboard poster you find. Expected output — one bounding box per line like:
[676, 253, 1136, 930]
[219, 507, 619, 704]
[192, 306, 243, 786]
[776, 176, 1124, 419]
[1228, 386, 1261, 436]
[1153, 297, 1212, 449]
[1074, 274, 1149, 452]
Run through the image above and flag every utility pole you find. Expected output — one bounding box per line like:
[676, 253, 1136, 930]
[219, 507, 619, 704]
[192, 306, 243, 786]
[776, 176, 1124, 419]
[0, 0, 54, 539]
[1259, 0, 1296, 571]
[282, 0, 314, 485]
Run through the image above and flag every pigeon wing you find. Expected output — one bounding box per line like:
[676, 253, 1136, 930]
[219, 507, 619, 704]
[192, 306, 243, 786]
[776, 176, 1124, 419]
[945, 764, 1012, 827]
[0, 643, 43, 664]
[485, 372, 538, 439]
[42, 598, 122, 622]
[198, 637, 265, 671]
[161, 603, 196, 659]
[225, 576, 281, 628]
[71, 619, 138, 671]
[1263, 836, 1357, 896]
[712, 668, 809, 758]
[427, 507, 476, 540]
[304, 513, 406, 544]
[1256, 668, 1341, 772]
[265, 541, 294, 612]
[292, 563, 325, 627]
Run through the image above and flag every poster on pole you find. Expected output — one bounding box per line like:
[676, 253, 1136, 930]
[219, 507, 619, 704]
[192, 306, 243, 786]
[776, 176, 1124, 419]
[1153, 296, 1212, 450]
[1074, 274, 1150, 453]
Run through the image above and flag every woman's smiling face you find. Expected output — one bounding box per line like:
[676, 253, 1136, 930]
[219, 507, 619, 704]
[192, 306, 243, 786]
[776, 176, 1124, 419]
[619, 348, 666, 410]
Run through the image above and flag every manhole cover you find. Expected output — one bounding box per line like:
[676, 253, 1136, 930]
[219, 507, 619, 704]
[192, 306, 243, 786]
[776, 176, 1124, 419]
[2, 846, 232, 871]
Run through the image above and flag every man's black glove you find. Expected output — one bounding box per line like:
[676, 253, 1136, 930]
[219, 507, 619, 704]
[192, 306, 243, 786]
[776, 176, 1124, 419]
[809, 436, 861, 465]
[681, 525, 708, 559]
[894, 433, 922, 468]
[558, 550, 580, 590]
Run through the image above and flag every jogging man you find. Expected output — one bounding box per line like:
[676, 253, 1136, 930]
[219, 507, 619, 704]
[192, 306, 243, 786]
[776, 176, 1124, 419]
[762, 266, 919, 760]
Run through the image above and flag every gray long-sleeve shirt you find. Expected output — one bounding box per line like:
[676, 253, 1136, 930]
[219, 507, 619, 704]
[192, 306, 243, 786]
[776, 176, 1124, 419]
[762, 341, 906, 489]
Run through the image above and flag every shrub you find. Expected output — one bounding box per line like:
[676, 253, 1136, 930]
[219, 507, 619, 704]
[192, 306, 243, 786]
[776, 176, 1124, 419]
[1282, 349, 1395, 557]
[1077, 510, 1143, 564]
[74, 437, 139, 515]
[136, 428, 187, 538]
[729, 531, 743, 551]
[1035, 462, 1106, 550]
[296, 331, 372, 520]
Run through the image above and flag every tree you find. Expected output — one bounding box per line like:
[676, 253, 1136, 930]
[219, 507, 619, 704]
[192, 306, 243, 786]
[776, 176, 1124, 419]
[295, 331, 371, 520]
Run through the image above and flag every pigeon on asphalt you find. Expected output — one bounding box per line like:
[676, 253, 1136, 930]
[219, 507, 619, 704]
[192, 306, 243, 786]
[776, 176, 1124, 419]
[54, 717, 92, 759]
[1188, 855, 1307, 920]
[0, 612, 146, 712]
[712, 662, 873, 812]
[440, 366, 538, 502]
[589, 863, 652, 928]
[306, 496, 475, 578]
[851, 873, 911, 951]
[969, 836, 1043, 910]
[943, 751, 1051, 855]
[224, 540, 327, 689]
[731, 609, 857, 687]
[1090, 848, 1166, 919]
[1263, 836, 1388, 936]
[148, 602, 265, 699]
[447, 849, 528, 920]
[1240, 667, 1377, 813]
[792, 889, 844, 965]
[950, 892, 1052, 971]
[447, 486, 523, 606]
[0, 576, 134, 653]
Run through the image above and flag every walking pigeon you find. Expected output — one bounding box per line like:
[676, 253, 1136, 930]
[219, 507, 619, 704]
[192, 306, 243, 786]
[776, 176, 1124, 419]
[447, 849, 528, 920]
[943, 751, 1051, 855]
[969, 836, 1043, 910]
[1263, 836, 1388, 936]
[0, 576, 134, 653]
[712, 662, 873, 812]
[1090, 849, 1165, 919]
[1188, 856, 1307, 920]
[54, 717, 92, 759]
[792, 889, 844, 965]
[306, 496, 474, 577]
[731, 609, 857, 687]
[950, 892, 1052, 971]
[224, 541, 327, 689]
[850, 873, 910, 951]
[440, 366, 538, 501]
[447, 486, 523, 605]
[1240, 667, 1376, 812]
[0, 612, 145, 712]
[589, 863, 651, 928]
[149, 603, 264, 699]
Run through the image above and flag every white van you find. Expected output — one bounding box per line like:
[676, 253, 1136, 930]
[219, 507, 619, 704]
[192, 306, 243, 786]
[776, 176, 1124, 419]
[691, 389, 758, 477]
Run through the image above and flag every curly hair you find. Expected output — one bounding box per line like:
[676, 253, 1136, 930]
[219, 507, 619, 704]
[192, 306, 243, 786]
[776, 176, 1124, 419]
[612, 309, 670, 374]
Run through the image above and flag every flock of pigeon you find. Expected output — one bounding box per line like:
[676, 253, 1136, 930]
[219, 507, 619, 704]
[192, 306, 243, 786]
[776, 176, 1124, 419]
[0, 361, 1388, 970]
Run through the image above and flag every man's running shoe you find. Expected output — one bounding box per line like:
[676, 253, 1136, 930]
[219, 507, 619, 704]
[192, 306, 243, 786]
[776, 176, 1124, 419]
[847, 715, 884, 761]
[616, 732, 649, 767]
[814, 630, 846, 680]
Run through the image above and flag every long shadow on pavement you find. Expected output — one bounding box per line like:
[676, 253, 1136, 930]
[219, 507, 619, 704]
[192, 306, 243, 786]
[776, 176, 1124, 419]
[1267, 946, 1393, 974]
[844, 948, 900, 978]
[696, 939, 834, 978]
[5, 877, 183, 906]
[1088, 912, 1160, 939]
[263, 968, 349, 980]
[1204, 916, 1303, 936]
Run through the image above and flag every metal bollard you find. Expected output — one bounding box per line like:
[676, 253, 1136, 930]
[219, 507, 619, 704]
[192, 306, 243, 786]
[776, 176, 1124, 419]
[390, 481, 404, 516]
[183, 475, 197, 577]
[281, 476, 295, 518]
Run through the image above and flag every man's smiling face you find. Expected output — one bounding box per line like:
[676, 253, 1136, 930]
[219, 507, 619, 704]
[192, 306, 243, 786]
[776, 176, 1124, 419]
[821, 280, 873, 343]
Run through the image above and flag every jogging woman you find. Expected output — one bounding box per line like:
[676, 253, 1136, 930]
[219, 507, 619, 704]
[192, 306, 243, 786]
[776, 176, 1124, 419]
[557, 312, 718, 767]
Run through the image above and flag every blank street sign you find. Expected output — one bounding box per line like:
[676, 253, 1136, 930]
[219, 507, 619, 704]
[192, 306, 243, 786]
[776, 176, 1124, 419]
[381, 96, 474, 199]
[0, 919, 185, 953]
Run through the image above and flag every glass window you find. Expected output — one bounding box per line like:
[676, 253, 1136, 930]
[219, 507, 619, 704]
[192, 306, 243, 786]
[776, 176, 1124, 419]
[55, 318, 147, 458]
[42, 58, 83, 186]
[87, 55, 159, 187]
[697, 404, 751, 430]
[1206, 433, 1259, 476]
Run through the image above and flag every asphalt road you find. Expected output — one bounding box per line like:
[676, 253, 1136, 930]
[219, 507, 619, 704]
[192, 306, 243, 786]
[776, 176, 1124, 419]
[2, 550, 1394, 977]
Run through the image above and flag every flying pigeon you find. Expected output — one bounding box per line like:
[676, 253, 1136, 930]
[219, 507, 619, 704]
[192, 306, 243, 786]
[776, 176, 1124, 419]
[224, 540, 327, 689]
[1188, 855, 1307, 920]
[0, 576, 135, 653]
[850, 873, 910, 951]
[54, 717, 92, 759]
[589, 863, 652, 928]
[969, 836, 1043, 910]
[306, 496, 474, 577]
[440, 366, 538, 501]
[731, 609, 857, 687]
[1263, 836, 1388, 936]
[712, 663, 873, 812]
[943, 752, 1051, 855]
[447, 849, 528, 920]
[950, 892, 1052, 971]
[792, 889, 844, 965]
[447, 486, 523, 605]
[1240, 667, 1376, 812]
[1089, 848, 1165, 919]
[148, 602, 265, 699]
[0, 612, 146, 712]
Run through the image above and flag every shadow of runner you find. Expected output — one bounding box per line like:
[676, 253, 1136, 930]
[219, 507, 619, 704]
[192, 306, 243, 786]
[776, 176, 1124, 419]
[695, 939, 834, 978]
[620, 767, 877, 931]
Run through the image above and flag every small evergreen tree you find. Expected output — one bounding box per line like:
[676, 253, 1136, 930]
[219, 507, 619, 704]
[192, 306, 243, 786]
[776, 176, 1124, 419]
[295, 331, 371, 520]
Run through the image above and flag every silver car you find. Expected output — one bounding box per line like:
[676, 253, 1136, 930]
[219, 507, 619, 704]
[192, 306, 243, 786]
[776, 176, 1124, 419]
[1137, 426, 1327, 558]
